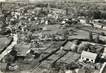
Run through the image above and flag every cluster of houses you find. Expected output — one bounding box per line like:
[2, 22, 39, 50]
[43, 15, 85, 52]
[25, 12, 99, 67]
[0, 2, 106, 73]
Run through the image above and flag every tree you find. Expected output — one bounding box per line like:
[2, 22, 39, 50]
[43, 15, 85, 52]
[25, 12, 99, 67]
[95, 34, 100, 43]
[93, 10, 101, 19]
[89, 32, 93, 41]
[66, 8, 69, 15]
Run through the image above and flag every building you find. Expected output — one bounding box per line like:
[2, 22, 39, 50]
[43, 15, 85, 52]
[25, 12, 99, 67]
[80, 51, 97, 63]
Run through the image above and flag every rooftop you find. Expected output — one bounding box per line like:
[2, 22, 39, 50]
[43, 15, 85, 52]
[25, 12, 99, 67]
[81, 51, 97, 60]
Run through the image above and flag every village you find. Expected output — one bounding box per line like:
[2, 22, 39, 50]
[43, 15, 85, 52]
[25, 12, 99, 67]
[0, 0, 106, 73]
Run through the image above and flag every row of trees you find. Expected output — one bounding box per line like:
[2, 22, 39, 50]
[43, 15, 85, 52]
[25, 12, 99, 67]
[43, 2, 106, 19]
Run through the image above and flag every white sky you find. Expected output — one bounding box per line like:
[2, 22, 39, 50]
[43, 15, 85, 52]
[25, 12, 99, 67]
[0, 0, 5, 2]
[0, 0, 55, 2]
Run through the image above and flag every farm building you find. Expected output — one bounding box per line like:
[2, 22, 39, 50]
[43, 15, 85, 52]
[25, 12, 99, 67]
[80, 51, 97, 63]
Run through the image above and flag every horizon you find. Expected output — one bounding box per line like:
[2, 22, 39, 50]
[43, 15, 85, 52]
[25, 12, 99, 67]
[0, 0, 105, 2]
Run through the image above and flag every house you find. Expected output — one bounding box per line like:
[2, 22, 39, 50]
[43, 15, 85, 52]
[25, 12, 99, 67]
[78, 17, 86, 24]
[80, 51, 97, 63]
[93, 23, 102, 28]
[92, 19, 106, 29]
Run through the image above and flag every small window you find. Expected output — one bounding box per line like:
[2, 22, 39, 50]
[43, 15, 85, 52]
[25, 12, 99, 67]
[91, 60, 93, 62]
[86, 58, 89, 61]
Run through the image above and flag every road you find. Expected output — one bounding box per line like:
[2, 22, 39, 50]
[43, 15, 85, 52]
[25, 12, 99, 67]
[0, 34, 18, 61]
